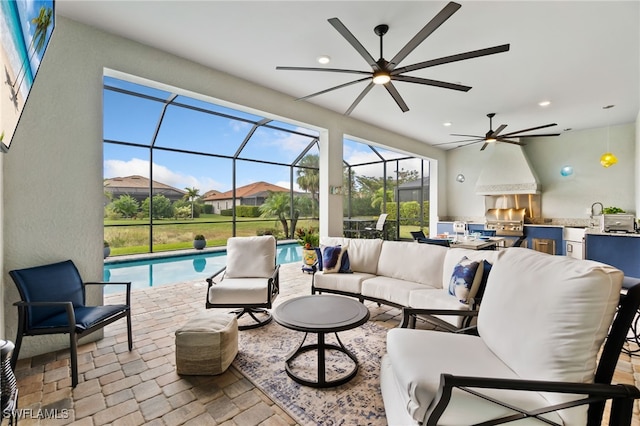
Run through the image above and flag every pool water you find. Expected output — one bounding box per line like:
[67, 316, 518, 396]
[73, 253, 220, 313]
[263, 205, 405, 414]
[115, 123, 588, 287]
[103, 243, 302, 293]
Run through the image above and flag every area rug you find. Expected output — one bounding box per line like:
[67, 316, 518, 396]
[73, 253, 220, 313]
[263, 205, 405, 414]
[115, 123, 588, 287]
[233, 320, 389, 425]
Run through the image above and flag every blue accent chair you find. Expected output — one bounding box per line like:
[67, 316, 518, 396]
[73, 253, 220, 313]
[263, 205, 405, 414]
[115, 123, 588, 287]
[9, 260, 132, 387]
[418, 238, 451, 247]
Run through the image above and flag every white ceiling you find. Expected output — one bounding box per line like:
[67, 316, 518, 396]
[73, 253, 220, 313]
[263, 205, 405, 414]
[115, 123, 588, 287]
[57, 1, 639, 150]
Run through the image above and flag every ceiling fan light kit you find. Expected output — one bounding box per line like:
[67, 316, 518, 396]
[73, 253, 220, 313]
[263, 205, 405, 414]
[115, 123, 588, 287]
[276, 1, 510, 115]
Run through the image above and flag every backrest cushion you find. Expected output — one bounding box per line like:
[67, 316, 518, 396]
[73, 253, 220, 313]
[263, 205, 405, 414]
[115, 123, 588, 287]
[10, 260, 85, 326]
[225, 236, 276, 278]
[377, 241, 447, 287]
[321, 237, 382, 274]
[478, 248, 622, 423]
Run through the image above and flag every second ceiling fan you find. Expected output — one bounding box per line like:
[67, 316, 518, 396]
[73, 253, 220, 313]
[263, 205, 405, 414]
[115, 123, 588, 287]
[435, 113, 560, 151]
[276, 1, 510, 115]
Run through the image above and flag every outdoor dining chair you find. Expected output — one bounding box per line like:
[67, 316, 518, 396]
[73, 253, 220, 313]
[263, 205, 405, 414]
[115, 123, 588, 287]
[9, 259, 132, 387]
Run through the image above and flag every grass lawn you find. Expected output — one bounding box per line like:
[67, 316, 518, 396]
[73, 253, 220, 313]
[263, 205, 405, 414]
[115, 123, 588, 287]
[105, 214, 318, 255]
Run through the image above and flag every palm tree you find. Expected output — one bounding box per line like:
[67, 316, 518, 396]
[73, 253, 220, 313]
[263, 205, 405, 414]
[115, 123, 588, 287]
[13, 6, 53, 91]
[183, 187, 200, 219]
[371, 187, 393, 211]
[259, 192, 292, 237]
[296, 154, 319, 217]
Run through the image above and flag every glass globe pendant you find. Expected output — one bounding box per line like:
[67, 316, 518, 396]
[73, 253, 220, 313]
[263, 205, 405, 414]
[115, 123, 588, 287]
[600, 152, 618, 168]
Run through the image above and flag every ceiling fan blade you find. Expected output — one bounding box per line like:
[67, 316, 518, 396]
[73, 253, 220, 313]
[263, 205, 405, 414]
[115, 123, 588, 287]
[450, 133, 484, 138]
[433, 138, 483, 145]
[510, 133, 561, 138]
[384, 82, 409, 112]
[391, 44, 511, 75]
[497, 139, 524, 146]
[296, 77, 371, 101]
[393, 75, 471, 92]
[388, 1, 462, 69]
[491, 124, 507, 137]
[500, 123, 558, 136]
[345, 82, 375, 115]
[328, 17, 379, 70]
[480, 142, 490, 151]
[277, 66, 372, 76]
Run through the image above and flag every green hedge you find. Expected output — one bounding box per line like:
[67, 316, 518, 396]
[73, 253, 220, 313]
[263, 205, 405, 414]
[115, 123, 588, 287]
[236, 205, 261, 217]
[385, 201, 430, 226]
[221, 209, 233, 216]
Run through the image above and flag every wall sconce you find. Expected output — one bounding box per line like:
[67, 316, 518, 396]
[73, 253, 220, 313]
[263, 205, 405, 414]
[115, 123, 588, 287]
[329, 185, 343, 195]
[560, 165, 573, 177]
[455, 174, 465, 183]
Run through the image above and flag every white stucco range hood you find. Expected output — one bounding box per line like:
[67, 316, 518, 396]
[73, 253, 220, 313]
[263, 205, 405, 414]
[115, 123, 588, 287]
[475, 144, 541, 195]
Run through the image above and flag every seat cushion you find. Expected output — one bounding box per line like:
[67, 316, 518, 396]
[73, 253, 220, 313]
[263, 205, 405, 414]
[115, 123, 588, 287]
[208, 278, 270, 304]
[362, 276, 435, 307]
[408, 288, 469, 328]
[33, 305, 129, 332]
[385, 328, 563, 425]
[225, 236, 276, 278]
[313, 271, 374, 295]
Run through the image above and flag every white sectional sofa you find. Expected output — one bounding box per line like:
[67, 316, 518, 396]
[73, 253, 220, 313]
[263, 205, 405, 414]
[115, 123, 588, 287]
[380, 247, 630, 426]
[312, 237, 504, 328]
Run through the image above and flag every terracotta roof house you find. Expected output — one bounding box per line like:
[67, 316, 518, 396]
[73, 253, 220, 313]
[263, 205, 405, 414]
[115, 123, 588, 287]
[203, 181, 290, 214]
[104, 175, 187, 203]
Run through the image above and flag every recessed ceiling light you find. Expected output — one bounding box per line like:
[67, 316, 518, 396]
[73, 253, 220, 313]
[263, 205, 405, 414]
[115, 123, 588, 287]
[443, 122, 452, 127]
[317, 55, 331, 64]
[538, 100, 551, 107]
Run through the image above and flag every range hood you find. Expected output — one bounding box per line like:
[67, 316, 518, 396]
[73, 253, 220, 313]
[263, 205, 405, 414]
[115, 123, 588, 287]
[475, 144, 541, 195]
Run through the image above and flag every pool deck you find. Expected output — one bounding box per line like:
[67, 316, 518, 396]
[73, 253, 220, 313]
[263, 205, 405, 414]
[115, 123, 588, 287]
[105, 239, 297, 264]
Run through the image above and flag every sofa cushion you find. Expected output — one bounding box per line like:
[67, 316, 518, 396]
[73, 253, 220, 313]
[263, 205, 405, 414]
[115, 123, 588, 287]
[314, 271, 375, 295]
[384, 329, 563, 425]
[376, 241, 447, 287]
[321, 237, 382, 275]
[408, 289, 471, 328]
[362, 276, 436, 307]
[447, 256, 483, 304]
[478, 247, 623, 425]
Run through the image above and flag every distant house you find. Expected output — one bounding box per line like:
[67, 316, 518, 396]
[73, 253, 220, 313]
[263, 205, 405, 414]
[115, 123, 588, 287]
[202, 181, 290, 214]
[396, 177, 430, 203]
[104, 175, 187, 203]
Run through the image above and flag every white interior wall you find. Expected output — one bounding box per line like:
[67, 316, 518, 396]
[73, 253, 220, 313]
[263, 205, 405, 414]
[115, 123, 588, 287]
[445, 123, 636, 220]
[2, 17, 445, 357]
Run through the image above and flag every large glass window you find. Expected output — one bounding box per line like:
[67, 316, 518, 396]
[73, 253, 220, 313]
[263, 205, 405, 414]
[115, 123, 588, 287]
[103, 76, 319, 256]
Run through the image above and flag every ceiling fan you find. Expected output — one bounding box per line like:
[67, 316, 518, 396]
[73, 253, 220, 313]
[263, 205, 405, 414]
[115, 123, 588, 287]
[276, 1, 510, 115]
[435, 113, 560, 151]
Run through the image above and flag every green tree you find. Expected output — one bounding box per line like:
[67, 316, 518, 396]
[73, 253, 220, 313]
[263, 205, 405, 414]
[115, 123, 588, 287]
[296, 154, 319, 217]
[110, 194, 139, 218]
[371, 187, 394, 211]
[260, 192, 291, 238]
[183, 187, 200, 219]
[141, 194, 174, 219]
[13, 6, 53, 90]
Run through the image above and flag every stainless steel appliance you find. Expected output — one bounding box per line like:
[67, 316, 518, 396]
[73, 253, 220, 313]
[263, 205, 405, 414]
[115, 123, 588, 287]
[485, 208, 526, 237]
[600, 214, 636, 233]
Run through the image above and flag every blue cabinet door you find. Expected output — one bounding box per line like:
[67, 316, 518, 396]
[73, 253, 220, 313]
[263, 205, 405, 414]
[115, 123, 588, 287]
[524, 226, 563, 255]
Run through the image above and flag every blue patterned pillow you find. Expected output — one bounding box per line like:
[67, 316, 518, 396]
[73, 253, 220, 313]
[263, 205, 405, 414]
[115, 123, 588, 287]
[448, 256, 482, 304]
[321, 245, 352, 274]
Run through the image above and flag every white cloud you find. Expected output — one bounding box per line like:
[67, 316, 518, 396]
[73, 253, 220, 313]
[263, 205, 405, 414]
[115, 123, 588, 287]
[274, 180, 302, 192]
[104, 158, 226, 192]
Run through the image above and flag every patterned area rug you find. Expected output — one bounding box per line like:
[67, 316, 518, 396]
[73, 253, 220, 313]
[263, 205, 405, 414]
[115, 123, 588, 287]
[233, 320, 388, 425]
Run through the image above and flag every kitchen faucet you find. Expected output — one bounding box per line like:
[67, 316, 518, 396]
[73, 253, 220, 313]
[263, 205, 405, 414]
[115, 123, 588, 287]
[591, 202, 604, 218]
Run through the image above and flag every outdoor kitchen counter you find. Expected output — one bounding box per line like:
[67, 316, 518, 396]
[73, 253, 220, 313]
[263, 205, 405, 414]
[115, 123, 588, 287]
[585, 231, 640, 278]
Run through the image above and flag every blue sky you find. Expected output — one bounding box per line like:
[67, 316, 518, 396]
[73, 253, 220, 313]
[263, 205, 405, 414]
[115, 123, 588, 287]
[103, 77, 424, 194]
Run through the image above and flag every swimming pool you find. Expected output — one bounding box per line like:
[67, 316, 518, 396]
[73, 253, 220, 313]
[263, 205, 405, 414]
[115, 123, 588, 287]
[103, 242, 302, 293]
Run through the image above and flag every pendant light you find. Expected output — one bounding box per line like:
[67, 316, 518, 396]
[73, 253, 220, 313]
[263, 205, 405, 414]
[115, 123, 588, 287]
[600, 105, 617, 168]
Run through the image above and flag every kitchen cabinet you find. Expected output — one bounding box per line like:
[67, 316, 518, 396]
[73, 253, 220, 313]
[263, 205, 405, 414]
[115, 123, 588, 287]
[585, 233, 640, 278]
[524, 226, 563, 255]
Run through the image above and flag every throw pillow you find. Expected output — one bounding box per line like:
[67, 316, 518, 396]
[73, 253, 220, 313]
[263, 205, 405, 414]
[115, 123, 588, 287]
[339, 250, 352, 273]
[322, 245, 347, 274]
[448, 256, 483, 304]
[314, 247, 323, 271]
[474, 260, 493, 301]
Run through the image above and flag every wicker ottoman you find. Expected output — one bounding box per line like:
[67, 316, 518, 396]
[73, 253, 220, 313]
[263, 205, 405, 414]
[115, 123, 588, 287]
[175, 312, 238, 375]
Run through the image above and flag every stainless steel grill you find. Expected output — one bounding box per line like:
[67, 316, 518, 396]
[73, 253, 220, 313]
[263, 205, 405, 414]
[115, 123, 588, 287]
[485, 208, 526, 237]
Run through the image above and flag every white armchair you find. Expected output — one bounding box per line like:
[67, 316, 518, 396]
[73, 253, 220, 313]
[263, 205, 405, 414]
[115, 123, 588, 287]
[381, 248, 640, 426]
[206, 236, 280, 330]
